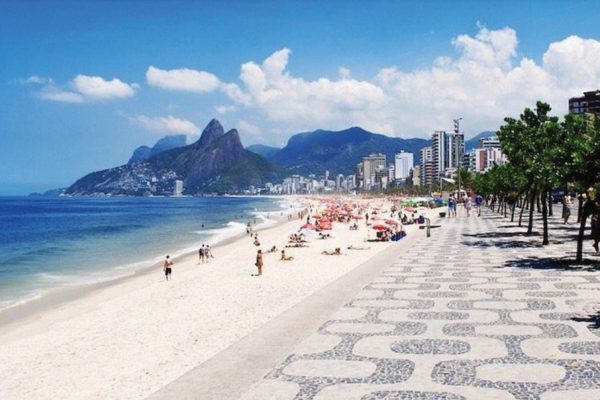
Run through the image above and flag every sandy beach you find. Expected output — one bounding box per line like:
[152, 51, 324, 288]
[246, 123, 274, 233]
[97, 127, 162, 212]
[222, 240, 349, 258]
[0, 196, 438, 400]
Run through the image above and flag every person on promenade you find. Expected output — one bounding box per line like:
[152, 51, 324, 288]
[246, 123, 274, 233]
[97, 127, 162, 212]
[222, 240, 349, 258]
[448, 196, 455, 218]
[475, 194, 484, 217]
[198, 245, 205, 264]
[562, 193, 573, 224]
[255, 250, 263, 276]
[465, 195, 472, 217]
[163, 256, 173, 281]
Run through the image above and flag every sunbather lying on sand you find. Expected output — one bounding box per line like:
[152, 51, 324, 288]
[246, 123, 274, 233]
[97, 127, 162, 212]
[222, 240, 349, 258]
[266, 245, 278, 253]
[285, 243, 308, 248]
[322, 247, 343, 255]
[280, 250, 294, 261]
[347, 245, 370, 250]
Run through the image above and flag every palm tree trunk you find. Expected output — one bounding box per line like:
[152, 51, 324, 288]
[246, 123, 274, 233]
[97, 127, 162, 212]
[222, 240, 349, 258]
[576, 213, 587, 263]
[528, 190, 536, 235]
[541, 190, 549, 245]
[519, 197, 526, 227]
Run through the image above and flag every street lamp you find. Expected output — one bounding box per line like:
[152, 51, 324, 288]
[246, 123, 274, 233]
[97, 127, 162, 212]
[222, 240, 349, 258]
[453, 117, 463, 201]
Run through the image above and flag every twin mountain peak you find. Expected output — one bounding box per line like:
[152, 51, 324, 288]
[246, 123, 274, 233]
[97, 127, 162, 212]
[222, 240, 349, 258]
[67, 119, 487, 195]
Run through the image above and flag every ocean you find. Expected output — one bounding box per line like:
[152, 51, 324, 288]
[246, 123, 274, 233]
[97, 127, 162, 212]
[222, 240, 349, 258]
[0, 196, 293, 309]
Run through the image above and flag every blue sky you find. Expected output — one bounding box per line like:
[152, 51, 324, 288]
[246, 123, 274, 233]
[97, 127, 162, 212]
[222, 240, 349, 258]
[2, 0, 600, 194]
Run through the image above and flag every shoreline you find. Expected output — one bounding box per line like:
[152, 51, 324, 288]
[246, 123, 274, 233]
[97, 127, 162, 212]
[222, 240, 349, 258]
[0, 197, 441, 400]
[0, 198, 302, 330]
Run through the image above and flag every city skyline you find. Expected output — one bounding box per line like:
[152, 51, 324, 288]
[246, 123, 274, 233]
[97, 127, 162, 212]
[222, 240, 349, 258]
[3, 1, 600, 194]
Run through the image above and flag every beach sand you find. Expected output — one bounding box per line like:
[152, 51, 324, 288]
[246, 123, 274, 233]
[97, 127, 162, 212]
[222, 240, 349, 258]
[0, 197, 438, 400]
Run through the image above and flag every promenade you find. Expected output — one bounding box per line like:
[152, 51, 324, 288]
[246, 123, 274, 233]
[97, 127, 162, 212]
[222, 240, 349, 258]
[154, 208, 600, 400]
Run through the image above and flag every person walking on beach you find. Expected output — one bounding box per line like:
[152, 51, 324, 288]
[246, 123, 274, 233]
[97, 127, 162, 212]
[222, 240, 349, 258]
[163, 256, 173, 281]
[205, 245, 214, 261]
[255, 249, 263, 276]
[198, 245, 205, 264]
[562, 193, 573, 224]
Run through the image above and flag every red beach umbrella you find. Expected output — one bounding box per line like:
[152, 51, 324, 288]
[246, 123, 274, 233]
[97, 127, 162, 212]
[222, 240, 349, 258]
[372, 225, 387, 230]
[301, 223, 317, 230]
[385, 219, 399, 226]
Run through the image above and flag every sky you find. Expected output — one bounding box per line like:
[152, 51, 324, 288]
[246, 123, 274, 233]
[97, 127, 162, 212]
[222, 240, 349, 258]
[2, 0, 600, 194]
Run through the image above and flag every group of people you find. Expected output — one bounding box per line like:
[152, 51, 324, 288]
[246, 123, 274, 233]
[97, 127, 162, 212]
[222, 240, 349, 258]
[446, 193, 484, 218]
[198, 244, 214, 263]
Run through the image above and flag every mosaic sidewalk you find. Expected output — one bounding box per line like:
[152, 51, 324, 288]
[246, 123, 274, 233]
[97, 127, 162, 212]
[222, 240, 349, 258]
[240, 210, 600, 400]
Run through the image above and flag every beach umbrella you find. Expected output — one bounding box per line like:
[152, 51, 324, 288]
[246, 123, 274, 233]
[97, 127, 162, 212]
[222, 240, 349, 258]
[300, 223, 317, 230]
[352, 215, 363, 220]
[404, 207, 415, 213]
[385, 219, 398, 226]
[372, 225, 387, 230]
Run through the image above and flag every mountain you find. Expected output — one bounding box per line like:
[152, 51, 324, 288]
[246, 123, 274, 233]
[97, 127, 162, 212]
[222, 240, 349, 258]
[465, 131, 497, 151]
[267, 127, 429, 176]
[66, 120, 281, 195]
[246, 144, 281, 159]
[128, 134, 187, 164]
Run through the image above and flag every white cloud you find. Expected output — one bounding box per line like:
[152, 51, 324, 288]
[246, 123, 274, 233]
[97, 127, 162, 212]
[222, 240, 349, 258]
[38, 89, 84, 103]
[238, 119, 261, 136]
[24, 75, 54, 85]
[216, 105, 238, 114]
[146, 66, 221, 93]
[131, 115, 199, 136]
[200, 27, 600, 138]
[30, 74, 137, 103]
[71, 75, 137, 99]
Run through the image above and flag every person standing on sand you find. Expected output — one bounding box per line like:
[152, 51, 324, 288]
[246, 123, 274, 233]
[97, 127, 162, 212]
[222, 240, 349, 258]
[255, 249, 263, 276]
[164, 256, 173, 281]
[205, 245, 214, 261]
[198, 245, 205, 264]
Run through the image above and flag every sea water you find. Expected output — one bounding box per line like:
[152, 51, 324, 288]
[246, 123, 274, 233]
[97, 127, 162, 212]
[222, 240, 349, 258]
[0, 196, 294, 309]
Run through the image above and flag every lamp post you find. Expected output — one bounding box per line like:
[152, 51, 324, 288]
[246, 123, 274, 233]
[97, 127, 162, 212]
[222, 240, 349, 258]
[453, 117, 463, 201]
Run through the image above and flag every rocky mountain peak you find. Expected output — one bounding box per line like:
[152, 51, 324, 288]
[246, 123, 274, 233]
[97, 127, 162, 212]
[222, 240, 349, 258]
[197, 119, 225, 147]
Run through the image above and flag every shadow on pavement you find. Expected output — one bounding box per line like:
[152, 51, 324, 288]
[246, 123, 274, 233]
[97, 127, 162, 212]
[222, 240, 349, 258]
[503, 256, 600, 270]
[462, 240, 543, 249]
[572, 313, 600, 331]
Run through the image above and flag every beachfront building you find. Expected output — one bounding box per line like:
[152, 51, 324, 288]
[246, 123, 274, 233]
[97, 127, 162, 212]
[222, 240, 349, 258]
[419, 146, 434, 187]
[569, 90, 600, 114]
[394, 151, 414, 181]
[361, 153, 387, 191]
[465, 147, 507, 172]
[387, 164, 395, 183]
[173, 179, 183, 196]
[429, 129, 465, 183]
[480, 136, 500, 149]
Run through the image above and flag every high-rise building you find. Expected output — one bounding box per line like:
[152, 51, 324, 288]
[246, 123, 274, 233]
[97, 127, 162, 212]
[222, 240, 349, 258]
[479, 136, 500, 149]
[419, 146, 433, 187]
[394, 151, 414, 180]
[431, 131, 448, 179]
[361, 153, 386, 191]
[387, 164, 395, 183]
[447, 132, 465, 169]
[569, 90, 600, 114]
[173, 180, 184, 196]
